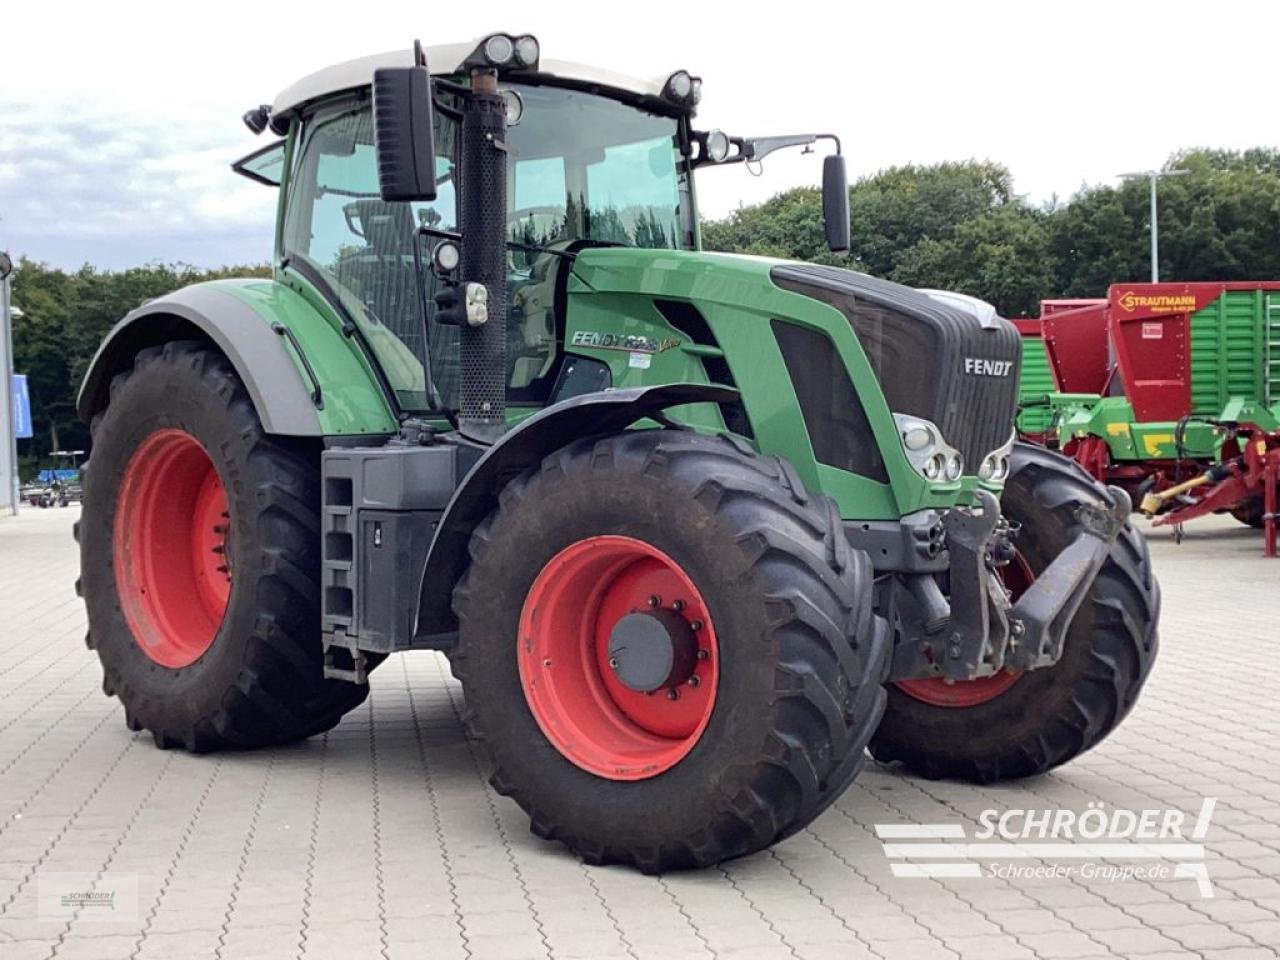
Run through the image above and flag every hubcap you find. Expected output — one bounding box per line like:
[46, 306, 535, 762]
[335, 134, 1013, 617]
[113, 429, 231, 668]
[518, 536, 719, 780]
[607, 609, 698, 694]
[895, 551, 1035, 708]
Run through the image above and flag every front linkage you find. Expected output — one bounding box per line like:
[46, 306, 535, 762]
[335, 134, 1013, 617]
[883, 481, 1130, 687]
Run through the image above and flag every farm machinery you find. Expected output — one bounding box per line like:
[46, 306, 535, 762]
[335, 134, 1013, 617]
[74, 34, 1158, 872]
[1016, 282, 1280, 555]
[27, 451, 85, 508]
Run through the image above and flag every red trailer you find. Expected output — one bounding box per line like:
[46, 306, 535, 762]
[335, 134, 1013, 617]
[1019, 281, 1280, 555]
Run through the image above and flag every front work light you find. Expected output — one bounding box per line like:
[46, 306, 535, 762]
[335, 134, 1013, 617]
[663, 70, 702, 107]
[469, 33, 540, 72]
[705, 130, 731, 163]
[483, 35, 514, 65]
[513, 35, 540, 67]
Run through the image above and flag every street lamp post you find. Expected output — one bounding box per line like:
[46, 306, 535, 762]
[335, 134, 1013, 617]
[1, 251, 18, 516]
[1119, 169, 1190, 283]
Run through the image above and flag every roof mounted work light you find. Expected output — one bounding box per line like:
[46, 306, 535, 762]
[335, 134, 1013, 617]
[663, 70, 702, 107]
[468, 33, 540, 72]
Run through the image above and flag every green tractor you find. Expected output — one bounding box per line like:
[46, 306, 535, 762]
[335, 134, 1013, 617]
[76, 34, 1159, 872]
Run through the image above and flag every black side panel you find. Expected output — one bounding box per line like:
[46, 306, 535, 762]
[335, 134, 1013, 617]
[653, 299, 754, 439]
[771, 320, 889, 483]
[771, 264, 1021, 468]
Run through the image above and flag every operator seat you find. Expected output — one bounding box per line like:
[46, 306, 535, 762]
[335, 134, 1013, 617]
[335, 199, 421, 356]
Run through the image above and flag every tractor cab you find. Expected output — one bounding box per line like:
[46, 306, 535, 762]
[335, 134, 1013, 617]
[235, 35, 847, 425]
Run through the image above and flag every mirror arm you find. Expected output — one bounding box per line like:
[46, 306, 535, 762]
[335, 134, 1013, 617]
[694, 132, 843, 169]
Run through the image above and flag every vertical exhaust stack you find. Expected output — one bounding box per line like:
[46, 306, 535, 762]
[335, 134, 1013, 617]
[458, 67, 508, 444]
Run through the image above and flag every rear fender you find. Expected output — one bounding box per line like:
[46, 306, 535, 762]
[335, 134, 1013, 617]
[77, 280, 397, 436]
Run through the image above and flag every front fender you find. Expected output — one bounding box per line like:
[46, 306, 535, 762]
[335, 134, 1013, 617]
[77, 280, 397, 436]
[414, 382, 740, 639]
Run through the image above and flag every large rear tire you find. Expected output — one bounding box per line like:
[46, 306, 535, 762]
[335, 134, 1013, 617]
[78, 341, 370, 752]
[870, 443, 1160, 782]
[451, 430, 889, 872]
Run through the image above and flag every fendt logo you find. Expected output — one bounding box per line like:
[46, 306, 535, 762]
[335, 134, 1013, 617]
[1117, 291, 1197, 313]
[963, 357, 1014, 377]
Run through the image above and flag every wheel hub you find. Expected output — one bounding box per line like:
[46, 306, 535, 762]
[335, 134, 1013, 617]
[607, 610, 698, 693]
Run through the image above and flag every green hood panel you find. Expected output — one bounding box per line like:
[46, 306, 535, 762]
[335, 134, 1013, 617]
[563, 248, 972, 519]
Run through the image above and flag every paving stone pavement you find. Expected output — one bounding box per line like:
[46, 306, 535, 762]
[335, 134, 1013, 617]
[0, 505, 1277, 960]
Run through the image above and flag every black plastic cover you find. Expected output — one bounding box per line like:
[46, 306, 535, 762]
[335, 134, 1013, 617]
[772, 320, 887, 482]
[772, 265, 1021, 469]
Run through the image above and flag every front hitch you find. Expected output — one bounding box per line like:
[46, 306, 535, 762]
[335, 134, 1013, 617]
[940, 490, 1010, 681]
[882, 484, 1130, 684]
[1002, 486, 1130, 669]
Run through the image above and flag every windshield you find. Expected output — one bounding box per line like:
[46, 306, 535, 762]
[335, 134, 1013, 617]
[283, 82, 693, 411]
[505, 84, 689, 251]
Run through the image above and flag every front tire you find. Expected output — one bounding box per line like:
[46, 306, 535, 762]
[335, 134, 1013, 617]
[78, 341, 370, 752]
[451, 430, 889, 872]
[870, 443, 1160, 782]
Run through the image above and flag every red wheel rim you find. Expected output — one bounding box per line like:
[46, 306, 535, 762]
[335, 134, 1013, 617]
[895, 551, 1035, 708]
[518, 536, 719, 780]
[113, 429, 231, 668]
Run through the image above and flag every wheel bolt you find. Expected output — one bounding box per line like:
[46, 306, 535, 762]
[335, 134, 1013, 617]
[687, 675, 700, 688]
[648, 595, 661, 608]
[691, 620, 703, 632]
[666, 688, 679, 700]
[671, 599, 684, 611]
[608, 658, 618, 670]
[696, 649, 709, 660]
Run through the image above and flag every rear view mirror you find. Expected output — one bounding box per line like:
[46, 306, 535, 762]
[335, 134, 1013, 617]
[372, 54, 437, 202]
[823, 154, 850, 252]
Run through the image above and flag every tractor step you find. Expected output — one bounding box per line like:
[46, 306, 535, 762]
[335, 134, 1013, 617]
[322, 628, 371, 684]
[319, 442, 477, 681]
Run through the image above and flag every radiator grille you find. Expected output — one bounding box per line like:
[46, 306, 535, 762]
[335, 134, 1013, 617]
[771, 265, 1021, 469]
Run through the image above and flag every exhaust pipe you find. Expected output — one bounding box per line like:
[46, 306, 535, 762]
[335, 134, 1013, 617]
[457, 67, 508, 443]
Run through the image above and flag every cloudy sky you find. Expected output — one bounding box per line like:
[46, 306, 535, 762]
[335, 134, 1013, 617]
[1, 0, 1275, 270]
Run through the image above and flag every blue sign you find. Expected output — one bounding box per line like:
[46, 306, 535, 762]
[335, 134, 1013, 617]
[12, 374, 32, 439]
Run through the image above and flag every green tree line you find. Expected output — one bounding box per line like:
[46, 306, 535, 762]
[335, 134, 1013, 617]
[704, 147, 1280, 315]
[7, 147, 1278, 471]
[9, 262, 270, 472]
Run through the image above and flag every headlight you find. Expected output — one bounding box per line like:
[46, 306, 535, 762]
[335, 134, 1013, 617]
[894, 414, 963, 484]
[978, 432, 1016, 483]
[945, 453, 964, 482]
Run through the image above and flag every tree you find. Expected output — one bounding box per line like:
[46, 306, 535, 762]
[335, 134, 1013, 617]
[702, 148, 1280, 314]
[9, 260, 271, 470]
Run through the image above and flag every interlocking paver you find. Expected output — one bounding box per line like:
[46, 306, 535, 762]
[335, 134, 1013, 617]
[3, 507, 1278, 959]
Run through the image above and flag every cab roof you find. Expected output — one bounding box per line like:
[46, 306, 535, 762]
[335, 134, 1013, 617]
[271, 38, 672, 117]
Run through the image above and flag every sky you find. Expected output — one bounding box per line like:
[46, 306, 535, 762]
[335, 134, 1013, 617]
[1, 0, 1276, 270]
